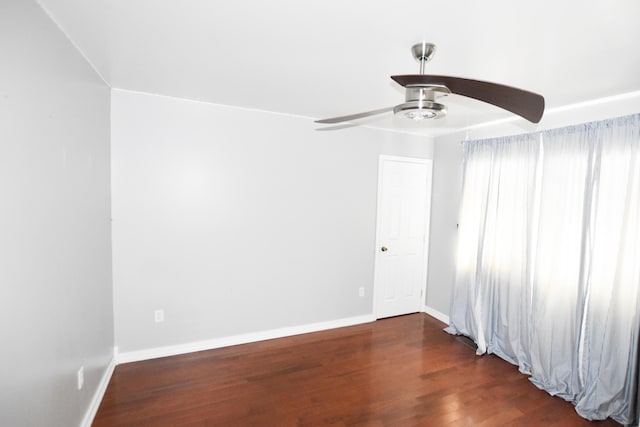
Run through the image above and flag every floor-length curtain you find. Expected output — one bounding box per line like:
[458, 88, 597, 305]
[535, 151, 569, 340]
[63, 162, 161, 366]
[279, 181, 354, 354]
[575, 117, 640, 421]
[528, 125, 596, 399]
[446, 134, 539, 372]
[447, 114, 640, 425]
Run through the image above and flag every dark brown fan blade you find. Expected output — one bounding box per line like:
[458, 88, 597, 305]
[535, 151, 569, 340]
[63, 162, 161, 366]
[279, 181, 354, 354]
[391, 75, 544, 123]
[315, 107, 394, 124]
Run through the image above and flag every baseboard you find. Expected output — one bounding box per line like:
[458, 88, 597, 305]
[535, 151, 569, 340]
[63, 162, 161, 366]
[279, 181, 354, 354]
[424, 306, 449, 325]
[80, 348, 116, 427]
[117, 314, 376, 364]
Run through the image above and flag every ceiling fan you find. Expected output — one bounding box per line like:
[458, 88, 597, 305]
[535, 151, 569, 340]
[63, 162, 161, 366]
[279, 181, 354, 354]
[315, 42, 545, 125]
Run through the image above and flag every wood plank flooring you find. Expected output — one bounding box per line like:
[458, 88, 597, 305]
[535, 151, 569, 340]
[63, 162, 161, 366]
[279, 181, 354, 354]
[94, 314, 621, 426]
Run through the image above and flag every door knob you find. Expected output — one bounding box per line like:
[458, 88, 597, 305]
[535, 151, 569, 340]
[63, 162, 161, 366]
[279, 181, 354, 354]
[381, 246, 388, 252]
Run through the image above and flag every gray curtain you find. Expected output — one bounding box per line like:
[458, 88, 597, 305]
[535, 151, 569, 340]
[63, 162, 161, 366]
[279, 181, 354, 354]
[446, 114, 640, 425]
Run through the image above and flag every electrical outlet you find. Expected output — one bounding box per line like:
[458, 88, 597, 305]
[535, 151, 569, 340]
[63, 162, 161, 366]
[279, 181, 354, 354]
[77, 366, 84, 390]
[358, 287, 365, 297]
[154, 309, 164, 323]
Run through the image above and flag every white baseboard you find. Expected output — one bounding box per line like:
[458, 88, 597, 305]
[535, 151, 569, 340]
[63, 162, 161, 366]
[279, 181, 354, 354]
[80, 348, 116, 427]
[117, 314, 376, 364]
[424, 306, 449, 325]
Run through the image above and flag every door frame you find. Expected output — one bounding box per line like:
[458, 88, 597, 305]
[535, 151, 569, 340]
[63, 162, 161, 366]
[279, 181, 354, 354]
[372, 155, 434, 319]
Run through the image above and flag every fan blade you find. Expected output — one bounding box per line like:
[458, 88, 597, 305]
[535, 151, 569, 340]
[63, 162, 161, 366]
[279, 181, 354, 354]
[391, 75, 544, 123]
[315, 107, 394, 124]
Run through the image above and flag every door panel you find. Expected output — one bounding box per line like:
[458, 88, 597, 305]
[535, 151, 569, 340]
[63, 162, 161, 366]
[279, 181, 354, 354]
[374, 156, 432, 319]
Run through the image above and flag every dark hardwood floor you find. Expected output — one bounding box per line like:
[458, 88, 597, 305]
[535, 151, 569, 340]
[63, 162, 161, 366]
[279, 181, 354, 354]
[94, 314, 620, 426]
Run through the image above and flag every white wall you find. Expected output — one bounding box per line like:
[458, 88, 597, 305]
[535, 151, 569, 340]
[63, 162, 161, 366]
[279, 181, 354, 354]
[0, 1, 113, 426]
[424, 134, 464, 317]
[111, 89, 434, 355]
[425, 92, 640, 319]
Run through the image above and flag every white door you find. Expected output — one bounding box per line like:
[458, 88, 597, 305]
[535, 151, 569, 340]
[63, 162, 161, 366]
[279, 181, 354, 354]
[374, 155, 432, 319]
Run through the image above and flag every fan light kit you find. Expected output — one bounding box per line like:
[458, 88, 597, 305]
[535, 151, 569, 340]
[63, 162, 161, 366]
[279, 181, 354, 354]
[316, 42, 545, 126]
[393, 85, 449, 120]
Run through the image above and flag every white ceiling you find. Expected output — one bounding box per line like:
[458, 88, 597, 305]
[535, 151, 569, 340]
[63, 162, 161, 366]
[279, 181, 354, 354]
[38, 0, 640, 136]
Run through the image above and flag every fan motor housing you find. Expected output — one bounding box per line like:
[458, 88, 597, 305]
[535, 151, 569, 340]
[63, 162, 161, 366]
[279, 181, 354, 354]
[394, 85, 449, 120]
